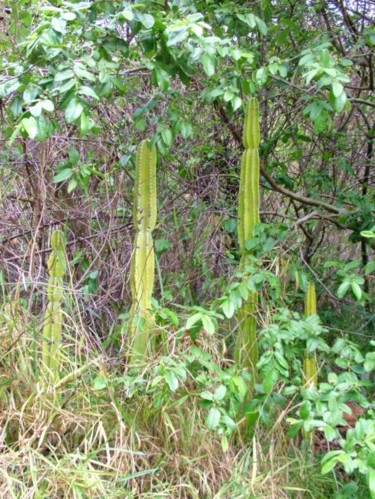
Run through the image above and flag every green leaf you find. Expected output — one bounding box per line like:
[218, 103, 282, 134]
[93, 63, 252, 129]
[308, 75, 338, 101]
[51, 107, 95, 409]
[221, 435, 229, 452]
[161, 128, 173, 147]
[55, 69, 75, 82]
[41, 100, 54, 112]
[351, 283, 362, 301]
[21, 117, 38, 139]
[299, 401, 311, 420]
[165, 372, 179, 391]
[67, 178, 78, 193]
[53, 168, 73, 183]
[337, 281, 350, 298]
[332, 80, 344, 97]
[200, 390, 214, 401]
[65, 99, 84, 123]
[214, 385, 227, 401]
[201, 314, 215, 335]
[255, 16, 267, 35]
[321, 452, 343, 474]
[202, 53, 215, 77]
[186, 313, 202, 330]
[80, 112, 89, 135]
[205, 407, 221, 430]
[138, 13, 154, 29]
[221, 300, 235, 319]
[263, 361, 278, 393]
[180, 121, 193, 139]
[323, 425, 337, 441]
[93, 375, 107, 390]
[78, 86, 99, 100]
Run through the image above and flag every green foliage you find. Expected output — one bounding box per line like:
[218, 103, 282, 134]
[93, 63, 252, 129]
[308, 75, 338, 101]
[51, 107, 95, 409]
[321, 418, 375, 499]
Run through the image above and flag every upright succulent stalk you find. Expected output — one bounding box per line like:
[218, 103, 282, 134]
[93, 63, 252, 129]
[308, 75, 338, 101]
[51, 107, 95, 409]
[42, 230, 66, 383]
[234, 98, 260, 383]
[129, 140, 157, 363]
[303, 283, 318, 389]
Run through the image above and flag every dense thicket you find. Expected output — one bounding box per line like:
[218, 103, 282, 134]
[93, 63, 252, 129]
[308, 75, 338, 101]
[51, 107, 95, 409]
[0, 1, 374, 497]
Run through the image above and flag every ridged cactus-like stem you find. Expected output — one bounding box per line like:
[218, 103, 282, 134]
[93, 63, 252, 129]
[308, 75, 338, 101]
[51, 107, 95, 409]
[302, 282, 318, 442]
[42, 230, 66, 383]
[303, 283, 318, 389]
[129, 140, 157, 364]
[234, 98, 260, 383]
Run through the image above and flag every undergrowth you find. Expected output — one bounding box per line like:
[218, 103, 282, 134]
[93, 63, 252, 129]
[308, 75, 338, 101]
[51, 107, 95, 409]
[1, 300, 370, 499]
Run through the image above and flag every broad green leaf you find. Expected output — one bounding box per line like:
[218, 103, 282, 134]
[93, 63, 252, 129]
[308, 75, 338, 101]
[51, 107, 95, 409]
[214, 385, 227, 401]
[186, 313, 202, 329]
[351, 283, 362, 301]
[67, 178, 78, 193]
[138, 13, 154, 29]
[337, 281, 350, 298]
[332, 80, 344, 97]
[21, 117, 38, 139]
[65, 99, 84, 123]
[53, 168, 73, 183]
[201, 314, 215, 335]
[221, 300, 235, 319]
[205, 407, 221, 430]
[78, 86, 99, 100]
[299, 400, 311, 420]
[161, 128, 172, 147]
[55, 69, 75, 82]
[165, 372, 179, 391]
[202, 53, 215, 77]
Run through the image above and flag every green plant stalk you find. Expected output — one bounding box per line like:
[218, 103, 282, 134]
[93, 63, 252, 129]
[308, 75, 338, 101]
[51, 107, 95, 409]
[302, 282, 318, 441]
[42, 230, 66, 383]
[129, 140, 157, 364]
[234, 98, 260, 383]
[303, 283, 318, 389]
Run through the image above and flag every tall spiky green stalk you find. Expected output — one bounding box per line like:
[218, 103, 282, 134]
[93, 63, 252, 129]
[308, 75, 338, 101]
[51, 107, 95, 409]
[303, 283, 318, 389]
[42, 230, 66, 383]
[302, 282, 318, 442]
[234, 98, 260, 383]
[129, 139, 157, 364]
